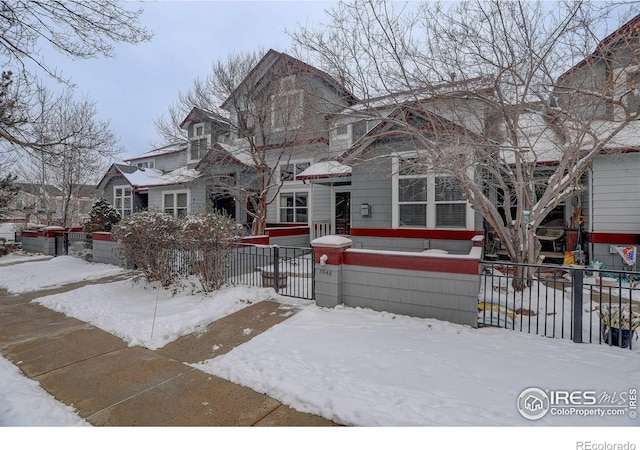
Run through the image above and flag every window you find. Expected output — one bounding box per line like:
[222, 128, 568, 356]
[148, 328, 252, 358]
[279, 161, 311, 182]
[114, 186, 132, 216]
[271, 75, 304, 131]
[279, 191, 308, 223]
[136, 160, 155, 169]
[336, 124, 348, 135]
[190, 137, 208, 161]
[163, 190, 189, 218]
[393, 156, 469, 229]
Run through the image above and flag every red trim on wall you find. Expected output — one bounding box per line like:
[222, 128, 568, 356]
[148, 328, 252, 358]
[588, 232, 640, 245]
[350, 228, 481, 240]
[20, 230, 39, 238]
[241, 235, 269, 245]
[344, 251, 479, 275]
[92, 232, 116, 242]
[266, 226, 310, 238]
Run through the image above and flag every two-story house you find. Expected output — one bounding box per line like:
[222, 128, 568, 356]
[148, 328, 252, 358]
[98, 50, 356, 234]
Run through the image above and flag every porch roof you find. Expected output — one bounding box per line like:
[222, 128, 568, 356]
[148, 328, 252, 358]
[97, 164, 200, 190]
[296, 160, 352, 181]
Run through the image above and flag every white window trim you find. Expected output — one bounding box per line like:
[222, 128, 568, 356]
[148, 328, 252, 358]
[162, 189, 190, 217]
[188, 127, 209, 162]
[113, 185, 133, 217]
[278, 187, 310, 224]
[391, 154, 474, 230]
[278, 159, 312, 184]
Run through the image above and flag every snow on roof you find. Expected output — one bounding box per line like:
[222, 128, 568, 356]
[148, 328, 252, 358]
[297, 161, 352, 180]
[121, 166, 200, 188]
[499, 114, 640, 164]
[216, 142, 255, 166]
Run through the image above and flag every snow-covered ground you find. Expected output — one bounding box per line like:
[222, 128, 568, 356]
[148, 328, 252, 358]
[1, 253, 639, 443]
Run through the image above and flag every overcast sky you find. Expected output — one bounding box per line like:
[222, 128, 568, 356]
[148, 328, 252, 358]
[44, 1, 336, 161]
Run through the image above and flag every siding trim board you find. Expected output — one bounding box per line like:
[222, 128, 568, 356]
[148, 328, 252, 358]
[344, 249, 480, 275]
[350, 227, 481, 240]
[588, 232, 640, 244]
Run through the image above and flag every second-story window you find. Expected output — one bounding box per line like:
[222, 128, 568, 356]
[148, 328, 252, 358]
[190, 124, 208, 161]
[279, 161, 311, 182]
[271, 75, 303, 131]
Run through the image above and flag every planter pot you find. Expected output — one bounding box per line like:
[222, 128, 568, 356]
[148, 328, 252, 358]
[601, 323, 632, 348]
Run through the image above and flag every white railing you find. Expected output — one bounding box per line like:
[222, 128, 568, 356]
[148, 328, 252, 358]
[311, 220, 332, 241]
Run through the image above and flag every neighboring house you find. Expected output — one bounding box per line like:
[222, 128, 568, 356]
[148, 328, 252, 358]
[3, 183, 101, 227]
[97, 143, 200, 218]
[553, 14, 640, 268]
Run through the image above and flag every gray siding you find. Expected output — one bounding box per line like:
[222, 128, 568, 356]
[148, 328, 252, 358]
[341, 264, 479, 327]
[350, 148, 394, 231]
[270, 233, 310, 248]
[154, 150, 187, 172]
[591, 154, 640, 234]
[93, 239, 122, 266]
[312, 184, 331, 221]
[351, 236, 472, 254]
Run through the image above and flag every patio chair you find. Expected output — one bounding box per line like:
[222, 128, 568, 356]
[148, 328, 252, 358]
[536, 219, 565, 252]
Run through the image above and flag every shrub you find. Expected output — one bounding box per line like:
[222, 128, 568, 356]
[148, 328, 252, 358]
[181, 211, 244, 292]
[83, 198, 121, 233]
[111, 210, 180, 286]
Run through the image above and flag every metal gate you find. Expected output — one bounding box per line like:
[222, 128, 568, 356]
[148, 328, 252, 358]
[226, 244, 315, 300]
[63, 232, 93, 260]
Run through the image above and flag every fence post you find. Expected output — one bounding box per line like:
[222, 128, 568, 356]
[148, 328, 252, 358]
[273, 245, 280, 294]
[572, 268, 584, 344]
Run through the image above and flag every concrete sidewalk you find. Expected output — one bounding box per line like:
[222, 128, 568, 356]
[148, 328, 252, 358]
[0, 277, 336, 426]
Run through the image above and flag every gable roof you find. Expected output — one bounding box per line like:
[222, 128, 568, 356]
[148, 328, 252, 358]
[195, 142, 255, 170]
[557, 13, 640, 82]
[220, 49, 358, 110]
[16, 183, 63, 197]
[179, 106, 230, 130]
[97, 163, 200, 191]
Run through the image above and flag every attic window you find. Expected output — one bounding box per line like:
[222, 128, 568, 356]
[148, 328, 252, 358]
[271, 75, 303, 131]
[336, 124, 348, 135]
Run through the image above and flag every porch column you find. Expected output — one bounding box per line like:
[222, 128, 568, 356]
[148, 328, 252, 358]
[311, 235, 352, 308]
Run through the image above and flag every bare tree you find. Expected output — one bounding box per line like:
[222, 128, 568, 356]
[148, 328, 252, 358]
[20, 87, 120, 227]
[290, 0, 640, 269]
[0, 0, 150, 153]
[157, 50, 328, 235]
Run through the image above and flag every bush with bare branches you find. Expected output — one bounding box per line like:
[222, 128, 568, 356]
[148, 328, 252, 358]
[180, 211, 244, 292]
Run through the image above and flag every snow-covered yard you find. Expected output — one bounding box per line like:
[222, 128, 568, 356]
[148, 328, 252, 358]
[1, 253, 639, 437]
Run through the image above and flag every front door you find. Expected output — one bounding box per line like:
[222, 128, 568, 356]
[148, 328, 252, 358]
[334, 191, 351, 235]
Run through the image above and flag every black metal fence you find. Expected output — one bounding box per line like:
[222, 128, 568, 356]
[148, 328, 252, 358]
[479, 261, 640, 350]
[61, 232, 93, 259]
[152, 243, 315, 300]
[226, 245, 315, 300]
